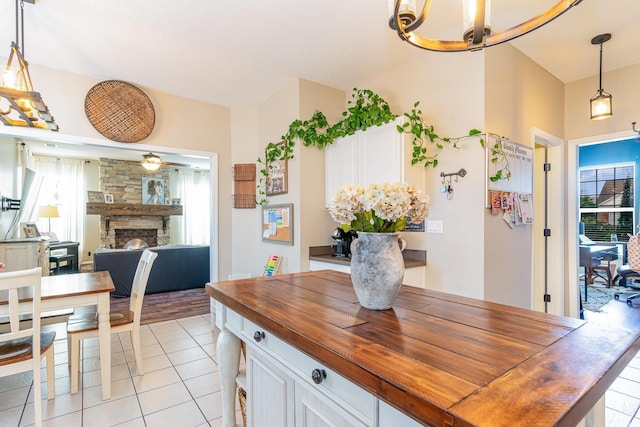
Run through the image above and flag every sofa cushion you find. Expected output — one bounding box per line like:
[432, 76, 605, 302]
[93, 245, 210, 297]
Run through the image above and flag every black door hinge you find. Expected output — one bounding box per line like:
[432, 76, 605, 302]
[544, 294, 551, 303]
[544, 229, 551, 237]
[544, 163, 551, 172]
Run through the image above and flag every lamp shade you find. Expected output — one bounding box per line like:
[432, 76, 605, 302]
[38, 205, 59, 219]
[590, 92, 612, 120]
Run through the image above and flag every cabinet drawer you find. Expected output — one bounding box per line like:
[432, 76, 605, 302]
[237, 309, 375, 424]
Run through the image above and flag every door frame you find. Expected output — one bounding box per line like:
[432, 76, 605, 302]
[567, 129, 636, 318]
[532, 128, 564, 315]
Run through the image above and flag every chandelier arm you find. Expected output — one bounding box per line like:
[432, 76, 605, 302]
[396, 0, 583, 52]
[404, 0, 432, 33]
[13, 43, 35, 92]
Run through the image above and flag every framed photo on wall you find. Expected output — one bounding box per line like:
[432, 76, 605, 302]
[142, 177, 165, 205]
[265, 142, 288, 196]
[104, 193, 114, 203]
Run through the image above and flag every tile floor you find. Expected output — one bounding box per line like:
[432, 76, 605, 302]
[0, 314, 243, 427]
[1, 311, 640, 426]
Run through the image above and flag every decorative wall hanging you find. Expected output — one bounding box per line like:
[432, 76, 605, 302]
[84, 80, 155, 143]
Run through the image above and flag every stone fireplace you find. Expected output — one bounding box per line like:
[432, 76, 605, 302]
[91, 158, 181, 249]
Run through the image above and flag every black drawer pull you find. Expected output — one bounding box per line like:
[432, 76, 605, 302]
[253, 331, 265, 342]
[312, 368, 326, 384]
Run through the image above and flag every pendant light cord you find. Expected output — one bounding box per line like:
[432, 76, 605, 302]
[598, 42, 604, 95]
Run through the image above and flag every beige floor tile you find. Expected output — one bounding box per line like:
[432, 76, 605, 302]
[83, 377, 136, 409]
[166, 346, 208, 366]
[81, 395, 142, 427]
[195, 390, 223, 421]
[184, 372, 220, 398]
[138, 382, 192, 415]
[131, 367, 181, 394]
[143, 400, 207, 427]
[174, 357, 218, 380]
[0, 405, 24, 427]
[128, 354, 172, 374]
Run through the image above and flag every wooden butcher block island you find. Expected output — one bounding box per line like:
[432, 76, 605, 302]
[206, 270, 640, 427]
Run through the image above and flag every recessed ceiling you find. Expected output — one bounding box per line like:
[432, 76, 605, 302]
[0, 0, 637, 110]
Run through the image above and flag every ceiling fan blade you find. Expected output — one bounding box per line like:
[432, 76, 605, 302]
[162, 161, 192, 168]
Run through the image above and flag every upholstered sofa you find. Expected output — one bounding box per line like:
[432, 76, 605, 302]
[93, 245, 210, 297]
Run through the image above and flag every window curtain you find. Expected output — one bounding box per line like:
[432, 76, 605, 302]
[175, 170, 210, 245]
[32, 156, 86, 250]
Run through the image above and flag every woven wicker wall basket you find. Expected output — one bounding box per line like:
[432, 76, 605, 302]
[84, 80, 156, 143]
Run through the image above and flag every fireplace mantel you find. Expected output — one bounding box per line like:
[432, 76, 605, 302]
[86, 202, 183, 232]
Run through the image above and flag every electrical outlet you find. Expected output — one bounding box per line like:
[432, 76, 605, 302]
[426, 220, 443, 233]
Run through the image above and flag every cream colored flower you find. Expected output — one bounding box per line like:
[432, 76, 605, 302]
[328, 182, 430, 232]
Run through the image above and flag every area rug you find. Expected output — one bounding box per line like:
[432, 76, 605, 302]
[110, 287, 211, 325]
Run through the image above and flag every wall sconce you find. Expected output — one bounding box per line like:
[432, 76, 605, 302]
[589, 33, 613, 120]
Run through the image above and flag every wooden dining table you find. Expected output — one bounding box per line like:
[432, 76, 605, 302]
[0, 270, 115, 400]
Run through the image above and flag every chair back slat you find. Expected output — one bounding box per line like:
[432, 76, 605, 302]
[129, 250, 158, 320]
[0, 267, 42, 350]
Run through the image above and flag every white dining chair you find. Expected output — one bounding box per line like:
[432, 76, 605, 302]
[0, 267, 55, 427]
[66, 249, 158, 393]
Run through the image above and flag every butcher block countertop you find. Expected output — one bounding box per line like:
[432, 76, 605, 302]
[206, 270, 640, 426]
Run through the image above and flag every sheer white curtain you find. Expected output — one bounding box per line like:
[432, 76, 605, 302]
[175, 170, 210, 245]
[32, 156, 86, 248]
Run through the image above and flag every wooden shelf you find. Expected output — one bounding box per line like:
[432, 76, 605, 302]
[86, 202, 182, 217]
[86, 202, 183, 232]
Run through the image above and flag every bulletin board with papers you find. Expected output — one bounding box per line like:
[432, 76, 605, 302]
[262, 204, 293, 245]
[485, 136, 534, 227]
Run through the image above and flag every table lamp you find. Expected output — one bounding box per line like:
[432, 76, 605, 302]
[38, 205, 59, 232]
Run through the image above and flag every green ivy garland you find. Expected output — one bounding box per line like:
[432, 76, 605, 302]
[257, 88, 509, 204]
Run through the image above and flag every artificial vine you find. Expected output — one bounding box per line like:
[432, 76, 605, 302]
[257, 88, 510, 204]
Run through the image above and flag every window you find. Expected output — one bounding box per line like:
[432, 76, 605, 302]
[579, 164, 635, 242]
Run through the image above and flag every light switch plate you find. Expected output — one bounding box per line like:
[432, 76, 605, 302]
[426, 220, 443, 233]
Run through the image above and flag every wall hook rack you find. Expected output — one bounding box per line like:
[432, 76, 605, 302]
[440, 168, 467, 200]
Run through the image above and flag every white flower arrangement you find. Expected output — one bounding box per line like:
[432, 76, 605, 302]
[328, 182, 430, 233]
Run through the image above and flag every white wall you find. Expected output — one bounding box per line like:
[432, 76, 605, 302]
[483, 44, 565, 309]
[351, 50, 486, 299]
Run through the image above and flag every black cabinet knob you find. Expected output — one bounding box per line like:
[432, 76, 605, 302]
[311, 368, 326, 384]
[253, 331, 265, 342]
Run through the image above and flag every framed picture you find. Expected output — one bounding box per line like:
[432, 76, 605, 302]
[87, 191, 104, 203]
[23, 222, 40, 238]
[265, 142, 288, 196]
[142, 177, 165, 205]
[104, 193, 114, 203]
[262, 203, 293, 245]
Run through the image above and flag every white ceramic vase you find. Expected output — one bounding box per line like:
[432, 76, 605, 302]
[350, 232, 407, 310]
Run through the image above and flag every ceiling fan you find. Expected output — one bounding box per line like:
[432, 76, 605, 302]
[141, 152, 190, 171]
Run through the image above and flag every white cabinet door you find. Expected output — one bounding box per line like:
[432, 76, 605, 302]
[325, 118, 424, 208]
[358, 121, 402, 186]
[0, 242, 40, 272]
[295, 381, 370, 427]
[247, 348, 295, 427]
[325, 134, 358, 207]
